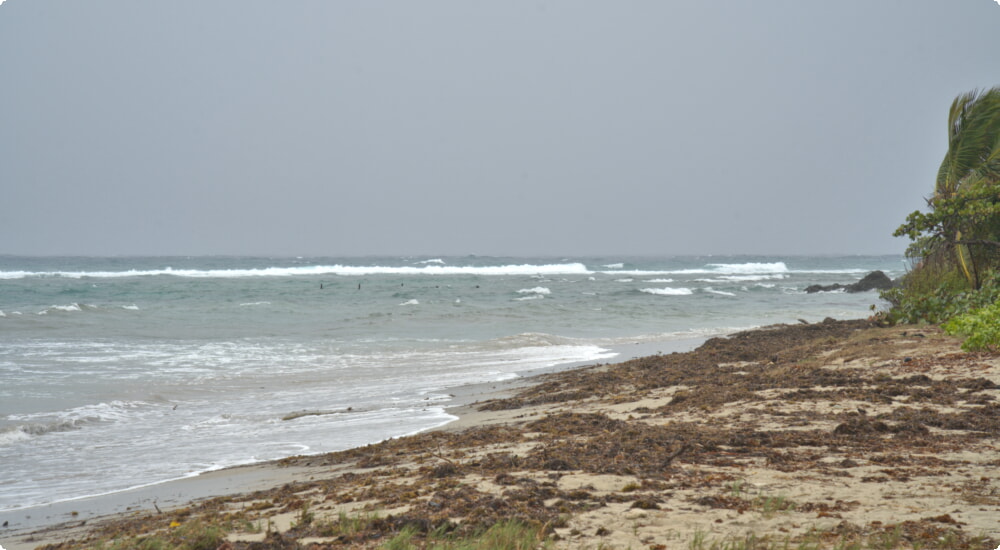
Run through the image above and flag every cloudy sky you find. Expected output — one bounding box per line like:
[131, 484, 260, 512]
[2, 1, 999, 257]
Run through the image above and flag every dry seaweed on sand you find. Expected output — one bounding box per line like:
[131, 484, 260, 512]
[30, 320, 1000, 550]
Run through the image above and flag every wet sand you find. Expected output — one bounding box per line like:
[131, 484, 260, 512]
[4, 320, 999, 549]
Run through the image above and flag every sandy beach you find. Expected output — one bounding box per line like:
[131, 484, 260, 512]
[3, 319, 999, 549]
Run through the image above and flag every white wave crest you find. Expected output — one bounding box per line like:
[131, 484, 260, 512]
[603, 263, 624, 269]
[697, 274, 787, 283]
[0, 427, 32, 446]
[37, 303, 96, 315]
[723, 274, 788, 282]
[2, 420, 81, 441]
[708, 262, 788, 274]
[704, 288, 736, 297]
[399, 299, 420, 306]
[10, 400, 145, 425]
[484, 332, 581, 348]
[3, 401, 146, 445]
[606, 262, 790, 277]
[515, 294, 545, 301]
[517, 287, 551, 295]
[0, 262, 592, 279]
[640, 287, 694, 296]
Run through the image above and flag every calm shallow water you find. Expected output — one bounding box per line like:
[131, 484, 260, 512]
[0, 255, 903, 510]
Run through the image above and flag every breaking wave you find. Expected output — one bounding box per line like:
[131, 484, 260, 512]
[2, 401, 147, 446]
[517, 287, 551, 295]
[704, 288, 737, 297]
[640, 287, 694, 296]
[36, 303, 100, 315]
[0, 263, 592, 279]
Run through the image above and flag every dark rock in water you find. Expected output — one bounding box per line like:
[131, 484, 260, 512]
[805, 283, 846, 293]
[805, 270, 895, 294]
[848, 270, 894, 292]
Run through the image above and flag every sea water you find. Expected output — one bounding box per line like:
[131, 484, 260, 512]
[0, 255, 904, 511]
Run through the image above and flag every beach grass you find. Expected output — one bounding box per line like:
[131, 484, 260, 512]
[90, 520, 225, 550]
[78, 518, 991, 550]
[85, 517, 550, 550]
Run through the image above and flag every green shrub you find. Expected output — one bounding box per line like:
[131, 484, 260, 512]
[943, 299, 1000, 351]
[880, 270, 1000, 325]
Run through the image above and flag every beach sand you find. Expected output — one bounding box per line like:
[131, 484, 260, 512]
[3, 319, 999, 549]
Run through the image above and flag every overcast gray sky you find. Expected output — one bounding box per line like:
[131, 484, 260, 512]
[2, 1, 999, 257]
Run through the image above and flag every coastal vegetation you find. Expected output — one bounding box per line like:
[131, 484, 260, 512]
[884, 86, 1000, 349]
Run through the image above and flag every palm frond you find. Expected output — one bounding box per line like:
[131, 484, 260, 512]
[936, 87, 1000, 197]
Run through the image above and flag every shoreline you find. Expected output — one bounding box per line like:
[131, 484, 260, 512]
[0, 335, 708, 547]
[7, 319, 998, 549]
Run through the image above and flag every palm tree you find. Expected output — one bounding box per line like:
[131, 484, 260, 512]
[937, 87, 1000, 196]
[932, 87, 1000, 287]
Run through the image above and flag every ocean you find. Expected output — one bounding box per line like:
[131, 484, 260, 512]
[0, 255, 904, 512]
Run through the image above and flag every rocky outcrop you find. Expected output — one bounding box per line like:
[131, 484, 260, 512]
[805, 270, 895, 294]
[849, 270, 896, 292]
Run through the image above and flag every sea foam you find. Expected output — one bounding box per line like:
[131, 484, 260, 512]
[3, 400, 147, 444]
[708, 262, 788, 274]
[669, 262, 789, 276]
[704, 288, 737, 297]
[37, 303, 90, 315]
[640, 287, 694, 296]
[597, 262, 790, 277]
[0, 263, 593, 279]
[517, 287, 551, 295]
